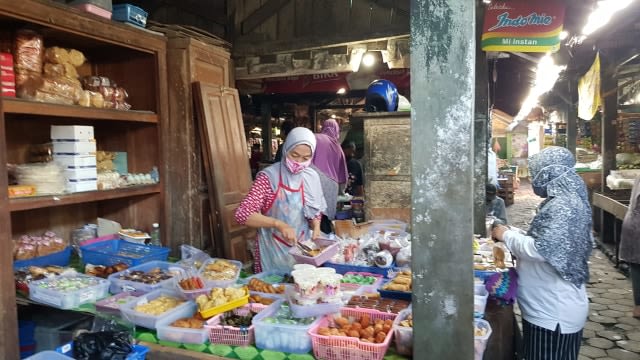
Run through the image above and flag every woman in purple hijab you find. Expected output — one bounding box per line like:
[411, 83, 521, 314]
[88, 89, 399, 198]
[312, 119, 348, 222]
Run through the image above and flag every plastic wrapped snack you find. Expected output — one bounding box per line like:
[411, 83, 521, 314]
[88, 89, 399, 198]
[68, 49, 86, 67]
[90, 91, 105, 108]
[19, 76, 83, 105]
[78, 90, 91, 107]
[44, 63, 65, 78]
[44, 46, 70, 65]
[14, 29, 43, 74]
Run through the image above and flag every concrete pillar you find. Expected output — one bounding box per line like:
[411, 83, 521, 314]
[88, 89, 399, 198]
[410, 0, 475, 358]
[474, 3, 489, 236]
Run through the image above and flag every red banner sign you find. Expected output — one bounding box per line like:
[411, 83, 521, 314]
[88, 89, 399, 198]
[236, 69, 410, 95]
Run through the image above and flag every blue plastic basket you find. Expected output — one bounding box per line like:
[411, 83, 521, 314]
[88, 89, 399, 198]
[112, 4, 148, 27]
[13, 246, 72, 270]
[322, 262, 394, 278]
[80, 239, 169, 267]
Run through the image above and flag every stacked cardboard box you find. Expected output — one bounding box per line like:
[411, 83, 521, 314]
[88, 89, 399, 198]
[1, 53, 16, 97]
[51, 125, 98, 193]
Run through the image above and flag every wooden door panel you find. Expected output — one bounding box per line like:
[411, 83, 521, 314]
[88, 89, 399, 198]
[194, 83, 254, 262]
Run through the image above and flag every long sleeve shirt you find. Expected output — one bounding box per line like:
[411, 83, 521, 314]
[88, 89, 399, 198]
[503, 229, 588, 334]
[235, 173, 322, 225]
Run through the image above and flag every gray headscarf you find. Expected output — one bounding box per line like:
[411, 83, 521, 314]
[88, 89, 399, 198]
[260, 127, 327, 218]
[527, 146, 592, 287]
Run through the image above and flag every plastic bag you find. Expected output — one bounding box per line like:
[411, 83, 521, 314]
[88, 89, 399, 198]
[14, 29, 43, 75]
[74, 331, 133, 360]
[395, 246, 411, 267]
[177, 244, 211, 270]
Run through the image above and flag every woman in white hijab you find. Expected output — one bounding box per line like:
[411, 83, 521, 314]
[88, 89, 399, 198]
[235, 127, 326, 272]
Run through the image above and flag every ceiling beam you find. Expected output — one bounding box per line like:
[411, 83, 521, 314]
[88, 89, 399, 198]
[241, 0, 291, 35]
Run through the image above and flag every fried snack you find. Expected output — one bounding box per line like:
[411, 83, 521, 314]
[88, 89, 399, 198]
[493, 246, 506, 269]
[249, 294, 275, 305]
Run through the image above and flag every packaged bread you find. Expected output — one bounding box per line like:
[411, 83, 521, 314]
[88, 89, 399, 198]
[14, 29, 43, 74]
[68, 49, 86, 67]
[63, 63, 79, 79]
[44, 47, 70, 65]
[44, 63, 65, 78]
[90, 91, 104, 108]
[78, 90, 91, 107]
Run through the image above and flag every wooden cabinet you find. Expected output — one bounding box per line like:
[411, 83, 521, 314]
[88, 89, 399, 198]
[164, 35, 231, 253]
[352, 112, 411, 226]
[0, 1, 168, 358]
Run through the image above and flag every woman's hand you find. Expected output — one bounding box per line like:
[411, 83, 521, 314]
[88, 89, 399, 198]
[492, 224, 509, 242]
[311, 219, 321, 240]
[275, 221, 297, 244]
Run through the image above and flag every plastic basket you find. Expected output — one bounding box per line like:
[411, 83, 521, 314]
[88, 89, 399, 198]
[475, 319, 492, 360]
[14, 246, 72, 270]
[252, 300, 321, 353]
[198, 258, 242, 288]
[108, 261, 187, 294]
[205, 303, 268, 346]
[112, 4, 147, 27]
[392, 308, 412, 356]
[474, 285, 489, 319]
[378, 279, 412, 301]
[80, 239, 169, 267]
[199, 291, 249, 319]
[289, 238, 340, 266]
[120, 289, 196, 329]
[309, 307, 397, 360]
[323, 262, 394, 278]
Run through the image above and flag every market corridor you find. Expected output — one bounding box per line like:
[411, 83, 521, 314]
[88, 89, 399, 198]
[507, 181, 640, 360]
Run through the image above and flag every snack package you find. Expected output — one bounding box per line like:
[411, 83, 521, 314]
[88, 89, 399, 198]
[18, 76, 83, 105]
[14, 29, 43, 75]
[44, 46, 71, 65]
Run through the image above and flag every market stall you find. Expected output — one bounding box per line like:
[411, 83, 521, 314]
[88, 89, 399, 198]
[13, 211, 520, 360]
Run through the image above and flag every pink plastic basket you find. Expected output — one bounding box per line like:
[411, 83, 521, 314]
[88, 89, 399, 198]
[289, 238, 339, 266]
[308, 307, 397, 360]
[204, 303, 267, 346]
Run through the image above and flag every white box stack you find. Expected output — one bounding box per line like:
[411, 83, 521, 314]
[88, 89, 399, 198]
[51, 125, 98, 193]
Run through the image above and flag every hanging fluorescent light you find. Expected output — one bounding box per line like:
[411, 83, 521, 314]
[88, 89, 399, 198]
[582, 0, 633, 35]
[514, 54, 566, 122]
[337, 88, 346, 94]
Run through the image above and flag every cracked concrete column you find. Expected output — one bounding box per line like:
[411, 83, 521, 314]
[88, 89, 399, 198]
[411, 0, 475, 358]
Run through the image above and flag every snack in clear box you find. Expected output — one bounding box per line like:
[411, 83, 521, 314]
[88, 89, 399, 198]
[201, 259, 238, 281]
[134, 295, 183, 315]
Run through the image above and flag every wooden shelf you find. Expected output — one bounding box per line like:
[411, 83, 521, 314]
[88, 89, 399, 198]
[3, 98, 158, 123]
[9, 184, 161, 212]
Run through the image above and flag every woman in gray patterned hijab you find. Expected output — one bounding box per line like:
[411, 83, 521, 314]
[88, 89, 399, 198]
[493, 146, 591, 360]
[527, 146, 592, 286]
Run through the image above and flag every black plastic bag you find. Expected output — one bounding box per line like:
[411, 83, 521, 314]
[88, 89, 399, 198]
[73, 331, 133, 360]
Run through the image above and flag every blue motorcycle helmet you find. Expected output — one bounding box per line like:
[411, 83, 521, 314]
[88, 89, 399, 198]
[365, 79, 399, 112]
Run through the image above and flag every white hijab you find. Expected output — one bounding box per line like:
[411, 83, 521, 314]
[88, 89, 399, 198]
[260, 127, 327, 218]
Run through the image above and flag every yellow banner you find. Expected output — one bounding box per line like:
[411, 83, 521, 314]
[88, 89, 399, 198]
[578, 53, 601, 121]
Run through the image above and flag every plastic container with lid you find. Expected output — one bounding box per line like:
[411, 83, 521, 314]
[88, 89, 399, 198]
[28, 274, 110, 309]
[392, 308, 413, 356]
[108, 260, 186, 294]
[474, 319, 493, 360]
[120, 288, 195, 329]
[252, 300, 321, 353]
[198, 258, 242, 288]
[288, 238, 340, 266]
[156, 307, 208, 344]
[474, 285, 489, 318]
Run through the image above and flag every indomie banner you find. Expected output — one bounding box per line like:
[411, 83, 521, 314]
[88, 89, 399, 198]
[482, 0, 565, 53]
